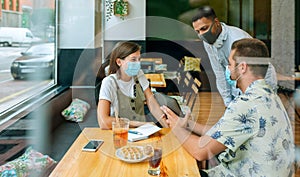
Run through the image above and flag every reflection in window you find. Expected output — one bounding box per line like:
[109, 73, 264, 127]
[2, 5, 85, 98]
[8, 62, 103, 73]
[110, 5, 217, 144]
[0, 0, 56, 117]
[16, 0, 19, 11]
[228, 0, 271, 50]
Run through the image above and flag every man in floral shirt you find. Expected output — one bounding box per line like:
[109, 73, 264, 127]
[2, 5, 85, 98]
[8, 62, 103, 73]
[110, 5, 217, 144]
[161, 38, 294, 177]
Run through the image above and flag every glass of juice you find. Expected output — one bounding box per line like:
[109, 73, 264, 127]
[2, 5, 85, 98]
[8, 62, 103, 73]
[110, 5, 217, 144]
[147, 140, 162, 176]
[112, 118, 129, 149]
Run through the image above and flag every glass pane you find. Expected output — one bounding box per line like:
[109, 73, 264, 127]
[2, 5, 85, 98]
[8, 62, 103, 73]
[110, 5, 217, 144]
[0, 0, 56, 115]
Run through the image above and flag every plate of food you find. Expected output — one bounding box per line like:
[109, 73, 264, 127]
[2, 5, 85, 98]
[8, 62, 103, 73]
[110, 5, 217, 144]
[115, 145, 149, 163]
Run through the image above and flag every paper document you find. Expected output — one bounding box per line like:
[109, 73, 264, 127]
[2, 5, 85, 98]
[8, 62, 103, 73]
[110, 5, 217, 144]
[151, 81, 164, 85]
[128, 123, 161, 142]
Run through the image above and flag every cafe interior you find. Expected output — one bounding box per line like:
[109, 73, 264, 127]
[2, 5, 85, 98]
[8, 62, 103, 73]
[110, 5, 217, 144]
[0, 0, 299, 176]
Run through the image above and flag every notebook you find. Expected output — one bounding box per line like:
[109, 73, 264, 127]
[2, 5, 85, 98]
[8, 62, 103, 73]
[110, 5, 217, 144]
[128, 123, 161, 142]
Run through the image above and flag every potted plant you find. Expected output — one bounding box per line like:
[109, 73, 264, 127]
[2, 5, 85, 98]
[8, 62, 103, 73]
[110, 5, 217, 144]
[114, 0, 128, 17]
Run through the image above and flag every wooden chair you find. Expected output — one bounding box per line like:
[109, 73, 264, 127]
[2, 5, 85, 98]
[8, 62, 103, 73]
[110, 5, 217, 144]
[175, 73, 202, 116]
[185, 79, 200, 112]
[180, 72, 193, 102]
[193, 77, 202, 89]
[95, 59, 110, 105]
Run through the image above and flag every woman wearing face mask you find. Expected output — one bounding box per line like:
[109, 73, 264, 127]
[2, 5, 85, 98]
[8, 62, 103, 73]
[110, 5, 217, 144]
[97, 41, 168, 129]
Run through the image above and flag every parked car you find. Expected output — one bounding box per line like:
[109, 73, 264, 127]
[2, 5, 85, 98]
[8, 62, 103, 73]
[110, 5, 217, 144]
[10, 43, 55, 80]
[0, 27, 42, 47]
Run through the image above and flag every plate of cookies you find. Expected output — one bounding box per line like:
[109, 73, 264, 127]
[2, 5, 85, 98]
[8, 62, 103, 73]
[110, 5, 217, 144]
[115, 145, 148, 163]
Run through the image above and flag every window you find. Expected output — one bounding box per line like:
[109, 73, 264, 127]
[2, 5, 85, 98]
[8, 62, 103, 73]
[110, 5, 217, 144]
[0, 0, 56, 122]
[25, 32, 33, 38]
[228, 0, 271, 51]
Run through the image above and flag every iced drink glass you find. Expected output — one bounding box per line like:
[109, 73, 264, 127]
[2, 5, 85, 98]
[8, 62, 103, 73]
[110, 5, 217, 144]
[147, 140, 162, 175]
[112, 118, 129, 149]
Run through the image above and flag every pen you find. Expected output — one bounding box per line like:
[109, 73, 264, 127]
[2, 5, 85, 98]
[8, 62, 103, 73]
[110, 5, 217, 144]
[128, 130, 143, 135]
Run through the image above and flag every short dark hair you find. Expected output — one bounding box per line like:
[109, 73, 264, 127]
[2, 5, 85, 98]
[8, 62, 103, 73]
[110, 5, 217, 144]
[192, 6, 217, 23]
[231, 38, 270, 77]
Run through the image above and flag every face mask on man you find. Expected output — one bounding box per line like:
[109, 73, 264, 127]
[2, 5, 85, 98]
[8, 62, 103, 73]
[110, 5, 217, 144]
[225, 65, 237, 87]
[125, 61, 141, 76]
[225, 65, 242, 88]
[198, 21, 219, 44]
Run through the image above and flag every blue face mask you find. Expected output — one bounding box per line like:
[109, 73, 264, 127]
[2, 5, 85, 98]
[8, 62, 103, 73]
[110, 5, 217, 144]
[125, 61, 141, 76]
[225, 65, 237, 87]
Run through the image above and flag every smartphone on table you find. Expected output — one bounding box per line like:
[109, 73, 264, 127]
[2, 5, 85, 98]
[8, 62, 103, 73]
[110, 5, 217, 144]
[82, 140, 104, 152]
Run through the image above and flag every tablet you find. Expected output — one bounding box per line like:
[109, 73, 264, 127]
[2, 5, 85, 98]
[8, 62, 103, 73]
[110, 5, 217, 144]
[154, 92, 184, 117]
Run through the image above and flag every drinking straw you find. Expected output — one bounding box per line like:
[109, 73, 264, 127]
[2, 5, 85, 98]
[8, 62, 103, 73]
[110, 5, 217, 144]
[114, 107, 119, 124]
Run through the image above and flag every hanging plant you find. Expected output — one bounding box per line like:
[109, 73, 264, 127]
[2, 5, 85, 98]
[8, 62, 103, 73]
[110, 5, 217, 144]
[106, 0, 128, 21]
[105, 0, 114, 21]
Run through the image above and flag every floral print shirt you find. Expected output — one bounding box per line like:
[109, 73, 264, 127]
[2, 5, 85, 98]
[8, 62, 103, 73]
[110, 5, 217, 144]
[205, 79, 294, 177]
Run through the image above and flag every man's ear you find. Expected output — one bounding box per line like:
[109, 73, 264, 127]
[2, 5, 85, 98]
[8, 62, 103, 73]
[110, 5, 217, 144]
[214, 17, 219, 23]
[215, 18, 222, 33]
[240, 62, 247, 73]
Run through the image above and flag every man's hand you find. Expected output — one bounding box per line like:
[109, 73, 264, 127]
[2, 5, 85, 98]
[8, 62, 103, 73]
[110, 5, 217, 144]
[160, 105, 189, 129]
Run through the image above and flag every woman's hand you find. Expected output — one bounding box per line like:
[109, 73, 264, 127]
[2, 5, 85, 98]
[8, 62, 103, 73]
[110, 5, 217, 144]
[160, 105, 189, 129]
[129, 120, 148, 128]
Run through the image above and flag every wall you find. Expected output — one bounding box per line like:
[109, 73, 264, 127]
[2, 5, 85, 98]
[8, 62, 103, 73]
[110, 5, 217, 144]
[58, 0, 146, 47]
[58, 0, 100, 49]
[104, 0, 145, 40]
[272, 0, 295, 89]
[57, 0, 103, 108]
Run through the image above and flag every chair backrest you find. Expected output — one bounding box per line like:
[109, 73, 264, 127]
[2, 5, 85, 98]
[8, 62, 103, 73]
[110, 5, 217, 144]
[189, 82, 199, 112]
[194, 78, 202, 88]
[95, 59, 110, 105]
[180, 72, 193, 102]
[185, 78, 200, 112]
[174, 70, 201, 112]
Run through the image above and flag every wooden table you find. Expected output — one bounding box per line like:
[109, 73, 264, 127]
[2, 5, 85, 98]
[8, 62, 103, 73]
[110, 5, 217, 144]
[50, 128, 201, 177]
[145, 73, 167, 88]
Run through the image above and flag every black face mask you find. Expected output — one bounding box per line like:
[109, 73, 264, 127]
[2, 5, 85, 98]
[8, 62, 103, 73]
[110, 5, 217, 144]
[198, 21, 219, 44]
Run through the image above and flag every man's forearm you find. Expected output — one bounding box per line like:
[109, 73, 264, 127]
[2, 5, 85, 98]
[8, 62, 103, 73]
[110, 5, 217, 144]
[186, 119, 212, 136]
[171, 126, 211, 161]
